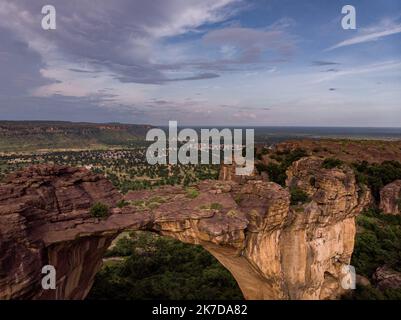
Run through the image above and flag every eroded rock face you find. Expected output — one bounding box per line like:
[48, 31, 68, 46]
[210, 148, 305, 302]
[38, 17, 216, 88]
[282, 158, 371, 299]
[0, 159, 370, 300]
[379, 180, 401, 215]
[0, 166, 122, 299]
[373, 266, 401, 290]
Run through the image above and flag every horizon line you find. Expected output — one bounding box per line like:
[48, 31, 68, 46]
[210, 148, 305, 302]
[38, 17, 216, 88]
[1, 120, 401, 129]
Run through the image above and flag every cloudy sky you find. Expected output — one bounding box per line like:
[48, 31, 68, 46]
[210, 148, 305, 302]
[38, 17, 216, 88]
[0, 0, 400, 126]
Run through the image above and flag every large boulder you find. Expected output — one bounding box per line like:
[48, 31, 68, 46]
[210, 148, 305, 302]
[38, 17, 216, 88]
[380, 180, 401, 215]
[373, 266, 401, 290]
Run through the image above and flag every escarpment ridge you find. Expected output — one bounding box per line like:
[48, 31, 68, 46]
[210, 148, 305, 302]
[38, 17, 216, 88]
[0, 158, 370, 300]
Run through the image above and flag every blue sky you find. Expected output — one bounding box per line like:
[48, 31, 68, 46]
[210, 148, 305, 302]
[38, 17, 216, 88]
[0, 0, 400, 126]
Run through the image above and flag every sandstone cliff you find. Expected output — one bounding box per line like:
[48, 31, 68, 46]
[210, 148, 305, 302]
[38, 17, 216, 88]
[0, 166, 122, 299]
[0, 158, 370, 300]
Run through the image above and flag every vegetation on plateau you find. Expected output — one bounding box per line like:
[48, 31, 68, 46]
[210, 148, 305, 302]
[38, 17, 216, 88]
[349, 208, 401, 300]
[322, 158, 343, 169]
[88, 232, 243, 300]
[255, 148, 308, 186]
[90, 202, 110, 218]
[352, 160, 401, 202]
[290, 187, 310, 205]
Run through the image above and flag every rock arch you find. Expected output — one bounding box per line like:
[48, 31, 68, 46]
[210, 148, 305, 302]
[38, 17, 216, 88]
[0, 159, 370, 300]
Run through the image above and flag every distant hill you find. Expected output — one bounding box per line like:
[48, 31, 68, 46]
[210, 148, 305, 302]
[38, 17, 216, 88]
[273, 139, 401, 164]
[0, 121, 153, 152]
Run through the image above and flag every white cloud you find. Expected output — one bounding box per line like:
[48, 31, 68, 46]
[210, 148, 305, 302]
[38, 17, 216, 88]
[313, 60, 401, 83]
[143, 0, 240, 38]
[327, 20, 401, 51]
[0, 0, 243, 99]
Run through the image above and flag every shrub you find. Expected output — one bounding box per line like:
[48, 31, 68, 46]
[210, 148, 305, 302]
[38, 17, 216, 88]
[280, 148, 308, 167]
[346, 284, 401, 300]
[348, 285, 386, 300]
[352, 208, 401, 277]
[352, 160, 401, 202]
[186, 187, 200, 199]
[147, 202, 159, 210]
[117, 200, 129, 208]
[210, 203, 223, 211]
[131, 200, 145, 207]
[88, 232, 243, 300]
[290, 187, 310, 205]
[265, 163, 287, 186]
[256, 148, 308, 186]
[104, 235, 133, 257]
[149, 196, 166, 204]
[322, 158, 343, 169]
[90, 202, 110, 218]
[255, 163, 269, 173]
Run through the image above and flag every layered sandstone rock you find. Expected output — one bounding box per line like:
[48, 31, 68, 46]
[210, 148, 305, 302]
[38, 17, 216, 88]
[0, 165, 122, 299]
[379, 180, 401, 215]
[0, 159, 370, 300]
[219, 162, 261, 183]
[282, 157, 371, 299]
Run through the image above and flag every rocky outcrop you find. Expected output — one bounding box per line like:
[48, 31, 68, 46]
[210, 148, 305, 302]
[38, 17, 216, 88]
[0, 158, 370, 300]
[280, 157, 371, 299]
[219, 162, 260, 183]
[379, 180, 401, 215]
[0, 166, 122, 299]
[356, 275, 371, 287]
[373, 266, 401, 290]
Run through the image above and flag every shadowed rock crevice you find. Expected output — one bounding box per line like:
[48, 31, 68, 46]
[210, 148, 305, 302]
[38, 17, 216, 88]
[0, 158, 370, 300]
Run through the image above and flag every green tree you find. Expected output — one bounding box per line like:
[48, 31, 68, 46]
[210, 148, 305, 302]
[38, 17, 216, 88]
[90, 202, 110, 218]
